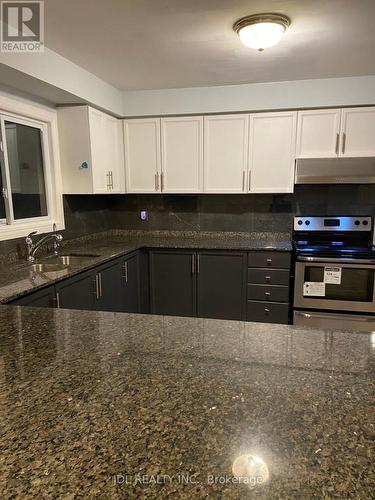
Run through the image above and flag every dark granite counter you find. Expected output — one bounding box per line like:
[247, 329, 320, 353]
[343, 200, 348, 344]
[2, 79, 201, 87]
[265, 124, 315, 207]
[0, 306, 373, 498]
[0, 230, 292, 303]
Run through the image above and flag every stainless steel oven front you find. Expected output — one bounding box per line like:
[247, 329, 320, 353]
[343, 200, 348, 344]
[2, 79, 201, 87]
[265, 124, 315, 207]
[294, 257, 375, 313]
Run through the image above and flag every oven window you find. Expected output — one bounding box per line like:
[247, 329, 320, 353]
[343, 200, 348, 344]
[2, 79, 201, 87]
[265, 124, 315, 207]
[304, 266, 374, 302]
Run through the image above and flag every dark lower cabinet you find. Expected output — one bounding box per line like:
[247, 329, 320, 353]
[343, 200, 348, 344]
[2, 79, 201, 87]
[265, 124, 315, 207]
[55, 270, 96, 311]
[9, 286, 56, 308]
[96, 259, 123, 312]
[197, 251, 247, 321]
[121, 253, 141, 313]
[150, 250, 196, 317]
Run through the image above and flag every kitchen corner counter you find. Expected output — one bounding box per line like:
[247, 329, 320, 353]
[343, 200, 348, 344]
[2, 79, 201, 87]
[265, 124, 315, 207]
[0, 306, 373, 498]
[0, 230, 292, 303]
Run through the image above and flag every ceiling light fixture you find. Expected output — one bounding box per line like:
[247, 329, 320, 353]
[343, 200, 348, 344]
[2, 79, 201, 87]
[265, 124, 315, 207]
[233, 13, 291, 51]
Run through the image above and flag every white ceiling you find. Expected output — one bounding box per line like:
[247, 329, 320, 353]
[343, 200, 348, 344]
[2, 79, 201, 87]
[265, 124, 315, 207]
[44, 0, 375, 91]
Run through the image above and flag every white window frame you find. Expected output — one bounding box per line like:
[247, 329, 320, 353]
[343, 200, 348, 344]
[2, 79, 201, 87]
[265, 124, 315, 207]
[0, 93, 64, 241]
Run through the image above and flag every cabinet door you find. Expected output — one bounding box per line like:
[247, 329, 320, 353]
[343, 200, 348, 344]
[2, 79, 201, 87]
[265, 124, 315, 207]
[150, 250, 196, 317]
[296, 109, 341, 158]
[120, 253, 141, 313]
[55, 270, 96, 311]
[9, 286, 56, 308]
[161, 117, 203, 192]
[103, 114, 124, 193]
[204, 114, 249, 193]
[96, 260, 123, 312]
[124, 118, 161, 193]
[340, 107, 375, 157]
[249, 112, 297, 194]
[89, 108, 111, 194]
[197, 251, 246, 321]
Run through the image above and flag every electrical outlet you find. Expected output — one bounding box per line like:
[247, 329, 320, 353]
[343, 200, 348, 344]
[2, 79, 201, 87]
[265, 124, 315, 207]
[140, 210, 148, 221]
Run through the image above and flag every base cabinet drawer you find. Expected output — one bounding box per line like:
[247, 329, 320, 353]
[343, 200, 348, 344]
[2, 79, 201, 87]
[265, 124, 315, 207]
[247, 284, 289, 303]
[247, 300, 289, 324]
[248, 251, 291, 269]
[248, 268, 290, 286]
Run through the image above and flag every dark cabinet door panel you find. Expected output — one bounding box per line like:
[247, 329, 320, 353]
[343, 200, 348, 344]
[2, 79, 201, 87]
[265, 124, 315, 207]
[197, 251, 247, 321]
[150, 250, 196, 317]
[96, 260, 123, 312]
[55, 270, 96, 311]
[121, 252, 141, 313]
[8, 286, 56, 308]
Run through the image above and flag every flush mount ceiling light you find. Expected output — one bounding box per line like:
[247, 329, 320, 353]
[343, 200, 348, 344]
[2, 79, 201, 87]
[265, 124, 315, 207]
[233, 13, 291, 51]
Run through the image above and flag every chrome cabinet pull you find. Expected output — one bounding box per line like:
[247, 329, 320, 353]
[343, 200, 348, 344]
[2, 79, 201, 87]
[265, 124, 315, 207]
[266, 258, 272, 265]
[242, 171, 245, 191]
[335, 133, 340, 155]
[53, 292, 60, 308]
[265, 291, 271, 297]
[264, 308, 270, 314]
[110, 171, 114, 189]
[197, 254, 200, 274]
[155, 172, 160, 191]
[265, 276, 271, 282]
[248, 171, 251, 191]
[122, 261, 128, 282]
[342, 132, 346, 154]
[191, 254, 195, 274]
[106, 171, 111, 191]
[93, 275, 100, 300]
[98, 272, 103, 298]
[161, 172, 164, 192]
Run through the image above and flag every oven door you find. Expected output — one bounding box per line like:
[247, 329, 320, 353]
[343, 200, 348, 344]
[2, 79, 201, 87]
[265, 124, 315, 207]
[294, 310, 375, 331]
[294, 258, 375, 313]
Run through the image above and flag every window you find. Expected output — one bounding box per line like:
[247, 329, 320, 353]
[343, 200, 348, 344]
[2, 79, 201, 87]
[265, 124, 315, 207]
[0, 115, 50, 225]
[0, 93, 64, 242]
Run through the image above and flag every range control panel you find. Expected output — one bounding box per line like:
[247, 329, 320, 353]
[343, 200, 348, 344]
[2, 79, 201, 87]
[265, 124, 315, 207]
[294, 216, 372, 231]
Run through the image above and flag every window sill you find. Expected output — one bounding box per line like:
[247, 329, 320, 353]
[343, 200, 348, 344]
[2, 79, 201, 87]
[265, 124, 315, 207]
[0, 220, 65, 242]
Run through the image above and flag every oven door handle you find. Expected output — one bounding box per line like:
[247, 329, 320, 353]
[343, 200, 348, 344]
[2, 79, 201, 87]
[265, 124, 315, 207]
[297, 256, 375, 264]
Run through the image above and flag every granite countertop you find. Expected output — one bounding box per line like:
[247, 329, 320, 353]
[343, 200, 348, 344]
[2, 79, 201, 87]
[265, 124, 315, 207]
[0, 230, 292, 303]
[0, 305, 373, 498]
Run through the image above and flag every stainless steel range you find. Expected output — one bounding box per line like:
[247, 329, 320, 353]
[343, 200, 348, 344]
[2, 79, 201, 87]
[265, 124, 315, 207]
[293, 216, 375, 330]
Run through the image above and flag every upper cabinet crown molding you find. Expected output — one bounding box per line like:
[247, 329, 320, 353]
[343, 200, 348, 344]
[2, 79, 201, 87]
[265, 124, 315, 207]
[58, 106, 124, 194]
[249, 111, 297, 194]
[161, 116, 203, 193]
[123, 117, 161, 193]
[204, 114, 249, 193]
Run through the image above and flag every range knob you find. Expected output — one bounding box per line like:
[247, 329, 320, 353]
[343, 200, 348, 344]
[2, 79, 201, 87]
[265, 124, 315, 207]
[363, 220, 369, 226]
[297, 220, 303, 226]
[305, 220, 310, 226]
[354, 220, 360, 226]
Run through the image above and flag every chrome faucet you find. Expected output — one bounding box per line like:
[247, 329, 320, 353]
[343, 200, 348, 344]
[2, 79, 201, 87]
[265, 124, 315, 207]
[26, 227, 63, 262]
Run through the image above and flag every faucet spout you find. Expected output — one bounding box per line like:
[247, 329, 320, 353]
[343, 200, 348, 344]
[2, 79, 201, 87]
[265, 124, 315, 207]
[26, 230, 63, 262]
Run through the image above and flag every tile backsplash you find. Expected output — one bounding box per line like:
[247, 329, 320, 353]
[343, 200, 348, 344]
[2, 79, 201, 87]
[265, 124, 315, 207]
[1, 184, 375, 260]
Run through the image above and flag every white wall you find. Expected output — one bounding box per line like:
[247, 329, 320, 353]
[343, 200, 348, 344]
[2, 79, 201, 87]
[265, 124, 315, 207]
[122, 76, 375, 117]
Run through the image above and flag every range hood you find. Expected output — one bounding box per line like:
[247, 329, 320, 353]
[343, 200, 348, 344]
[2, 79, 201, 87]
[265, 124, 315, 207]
[295, 158, 375, 184]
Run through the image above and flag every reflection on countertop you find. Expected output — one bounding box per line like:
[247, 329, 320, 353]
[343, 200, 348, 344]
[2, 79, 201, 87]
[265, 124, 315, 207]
[0, 230, 292, 303]
[0, 305, 373, 498]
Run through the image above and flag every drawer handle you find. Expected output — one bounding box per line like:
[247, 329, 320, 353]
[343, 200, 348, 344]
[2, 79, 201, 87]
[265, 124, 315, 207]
[265, 276, 271, 282]
[264, 308, 270, 314]
[266, 258, 272, 265]
[265, 292, 271, 297]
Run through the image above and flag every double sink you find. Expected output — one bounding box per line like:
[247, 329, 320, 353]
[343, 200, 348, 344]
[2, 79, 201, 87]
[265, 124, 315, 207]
[28, 254, 100, 273]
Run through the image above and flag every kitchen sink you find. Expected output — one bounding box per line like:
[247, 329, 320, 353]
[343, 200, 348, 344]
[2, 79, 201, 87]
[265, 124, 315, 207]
[29, 263, 69, 273]
[41, 254, 100, 266]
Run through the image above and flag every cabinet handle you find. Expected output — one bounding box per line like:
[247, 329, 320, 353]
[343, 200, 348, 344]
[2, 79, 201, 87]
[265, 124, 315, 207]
[155, 173, 159, 191]
[106, 171, 111, 191]
[342, 132, 346, 154]
[265, 292, 271, 297]
[93, 275, 100, 300]
[265, 276, 271, 282]
[161, 172, 164, 192]
[248, 171, 251, 191]
[197, 254, 200, 274]
[266, 258, 272, 265]
[54, 292, 60, 309]
[110, 171, 114, 190]
[335, 133, 340, 155]
[122, 261, 128, 282]
[264, 308, 270, 314]
[98, 272, 103, 298]
[191, 254, 195, 274]
[242, 171, 245, 192]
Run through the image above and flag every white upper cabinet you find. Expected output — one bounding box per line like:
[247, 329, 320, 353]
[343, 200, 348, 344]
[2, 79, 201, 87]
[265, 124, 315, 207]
[204, 114, 249, 193]
[161, 117, 203, 193]
[123, 118, 161, 193]
[58, 106, 124, 194]
[340, 107, 375, 157]
[249, 111, 297, 194]
[296, 109, 341, 158]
